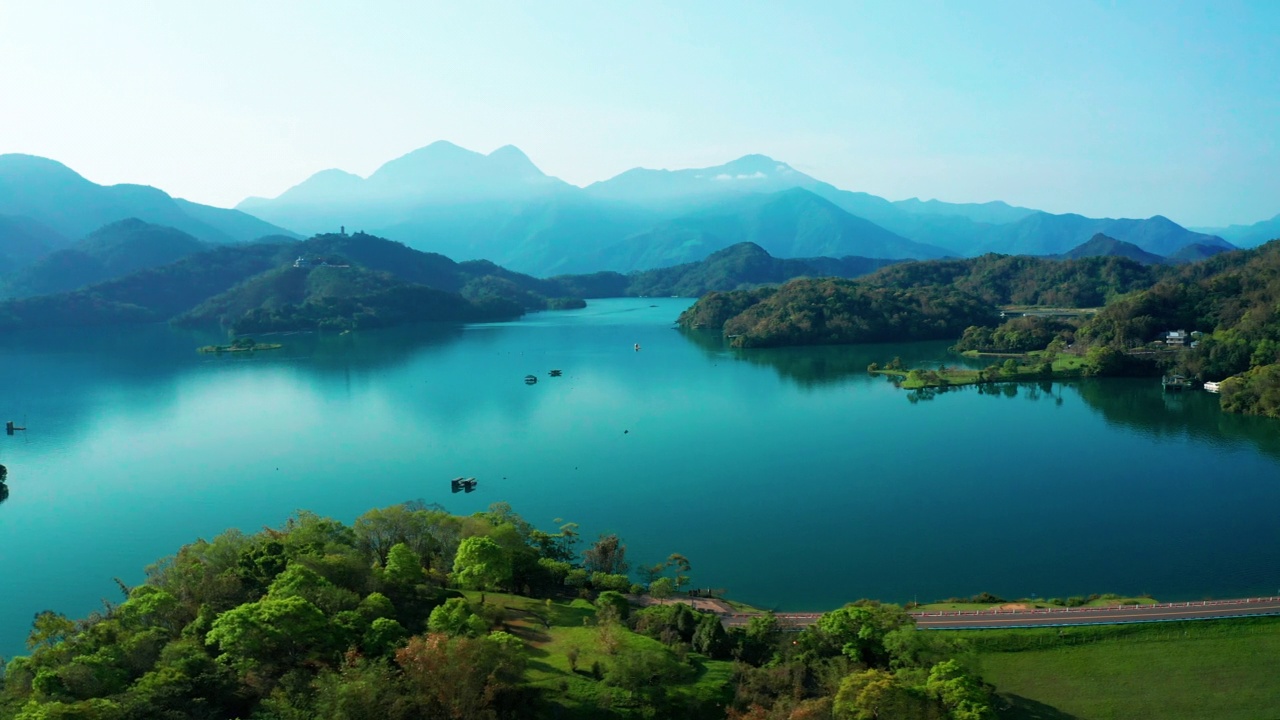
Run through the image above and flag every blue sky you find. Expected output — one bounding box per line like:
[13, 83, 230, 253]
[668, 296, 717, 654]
[1, 0, 1276, 226]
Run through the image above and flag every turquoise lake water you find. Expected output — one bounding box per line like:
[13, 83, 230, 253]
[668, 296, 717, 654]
[2, 297, 1279, 658]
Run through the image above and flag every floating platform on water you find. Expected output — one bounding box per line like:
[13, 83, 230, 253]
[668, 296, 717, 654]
[1162, 374, 1189, 392]
[524, 374, 538, 385]
[549, 369, 562, 377]
[6, 421, 25, 435]
[451, 476, 478, 493]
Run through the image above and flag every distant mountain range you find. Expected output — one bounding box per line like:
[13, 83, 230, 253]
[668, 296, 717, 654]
[0, 153, 295, 258]
[2, 144, 1274, 284]
[1193, 214, 1280, 249]
[234, 142, 1253, 273]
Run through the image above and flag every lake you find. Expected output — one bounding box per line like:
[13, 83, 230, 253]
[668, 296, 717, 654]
[2, 297, 1279, 659]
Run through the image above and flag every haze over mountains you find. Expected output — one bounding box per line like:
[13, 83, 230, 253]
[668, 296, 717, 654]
[1, 143, 1274, 287]
[0, 154, 296, 267]
[236, 141, 1248, 275]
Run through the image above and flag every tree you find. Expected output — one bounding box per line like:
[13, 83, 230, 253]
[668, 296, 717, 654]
[648, 577, 675, 600]
[395, 633, 526, 719]
[926, 660, 995, 720]
[451, 536, 512, 595]
[595, 591, 630, 624]
[833, 669, 931, 720]
[383, 543, 426, 587]
[583, 534, 630, 575]
[205, 595, 335, 673]
[427, 597, 487, 637]
[26, 610, 76, 651]
[809, 603, 914, 666]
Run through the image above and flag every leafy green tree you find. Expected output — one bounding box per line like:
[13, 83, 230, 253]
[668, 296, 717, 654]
[595, 591, 630, 623]
[383, 543, 426, 587]
[833, 669, 931, 720]
[648, 577, 675, 600]
[362, 617, 408, 657]
[808, 603, 914, 666]
[451, 536, 512, 594]
[926, 660, 995, 720]
[27, 611, 76, 651]
[427, 598, 487, 637]
[205, 596, 334, 673]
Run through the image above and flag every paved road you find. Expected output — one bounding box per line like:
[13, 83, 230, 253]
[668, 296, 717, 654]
[719, 597, 1280, 631]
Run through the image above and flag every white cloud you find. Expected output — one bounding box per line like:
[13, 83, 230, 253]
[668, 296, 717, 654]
[713, 171, 767, 181]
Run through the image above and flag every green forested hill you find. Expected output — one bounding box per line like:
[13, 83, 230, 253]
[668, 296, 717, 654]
[0, 243, 288, 328]
[1071, 241, 1280, 416]
[859, 253, 1161, 307]
[677, 252, 1163, 349]
[680, 277, 993, 348]
[4, 219, 208, 298]
[175, 264, 520, 333]
[0, 232, 585, 332]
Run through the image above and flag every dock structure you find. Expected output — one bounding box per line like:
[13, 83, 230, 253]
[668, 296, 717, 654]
[6, 421, 25, 435]
[1162, 374, 1189, 392]
[451, 476, 478, 493]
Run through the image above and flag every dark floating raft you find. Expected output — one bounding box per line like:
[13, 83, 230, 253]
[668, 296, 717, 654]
[549, 369, 562, 377]
[524, 374, 538, 385]
[451, 476, 478, 493]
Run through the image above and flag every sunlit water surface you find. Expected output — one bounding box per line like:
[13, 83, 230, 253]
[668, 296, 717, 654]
[2, 298, 1278, 658]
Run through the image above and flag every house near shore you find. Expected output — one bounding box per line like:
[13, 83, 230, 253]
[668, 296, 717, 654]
[1164, 330, 1190, 346]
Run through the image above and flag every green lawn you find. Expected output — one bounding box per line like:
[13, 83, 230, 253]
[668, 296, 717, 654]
[458, 591, 733, 719]
[872, 351, 1087, 390]
[957, 617, 1280, 720]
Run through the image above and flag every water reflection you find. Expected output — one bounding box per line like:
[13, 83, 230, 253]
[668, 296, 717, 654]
[895, 373, 1280, 462]
[679, 329, 984, 388]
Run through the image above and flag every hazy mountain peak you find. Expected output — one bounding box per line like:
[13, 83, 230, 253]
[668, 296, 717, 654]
[715, 154, 794, 178]
[488, 144, 530, 161]
[0, 153, 92, 190]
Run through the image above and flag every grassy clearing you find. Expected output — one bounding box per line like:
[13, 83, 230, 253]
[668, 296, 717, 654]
[953, 617, 1280, 720]
[872, 352, 1087, 390]
[458, 591, 733, 719]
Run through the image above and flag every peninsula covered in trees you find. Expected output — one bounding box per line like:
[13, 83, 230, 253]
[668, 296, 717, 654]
[0, 502, 998, 720]
[679, 240, 1280, 420]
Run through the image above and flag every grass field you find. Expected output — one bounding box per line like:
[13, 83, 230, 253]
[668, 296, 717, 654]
[953, 617, 1280, 720]
[872, 352, 1087, 390]
[458, 591, 733, 719]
